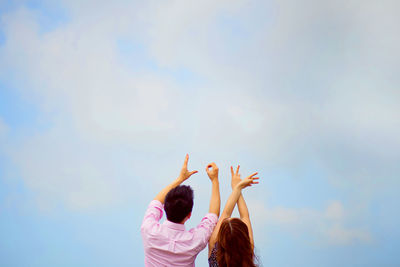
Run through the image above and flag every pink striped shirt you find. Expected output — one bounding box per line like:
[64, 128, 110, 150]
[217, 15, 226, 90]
[141, 200, 218, 267]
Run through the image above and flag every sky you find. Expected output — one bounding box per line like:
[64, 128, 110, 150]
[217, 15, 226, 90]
[0, 0, 399, 266]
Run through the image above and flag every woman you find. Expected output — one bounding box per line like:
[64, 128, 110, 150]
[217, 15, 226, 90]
[208, 165, 259, 267]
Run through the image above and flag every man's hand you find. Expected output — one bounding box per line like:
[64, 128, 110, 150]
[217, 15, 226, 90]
[231, 165, 242, 189]
[154, 154, 197, 204]
[206, 163, 219, 181]
[236, 172, 259, 190]
[177, 154, 198, 182]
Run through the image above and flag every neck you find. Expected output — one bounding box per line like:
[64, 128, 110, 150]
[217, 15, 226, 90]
[180, 217, 189, 224]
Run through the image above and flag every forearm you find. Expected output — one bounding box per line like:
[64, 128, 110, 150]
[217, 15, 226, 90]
[154, 178, 182, 204]
[237, 193, 254, 247]
[237, 194, 250, 219]
[221, 187, 241, 218]
[209, 180, 220, 216]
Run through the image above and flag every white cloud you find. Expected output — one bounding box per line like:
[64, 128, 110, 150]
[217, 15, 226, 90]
[142, 0, 249, 67]
[7, 126, 122, 211]
[324, 200, 344, 221]
[324, 223, 372, 245]
[250, 200, 372, 245]
[0, 0, 399, 215]
[1, 6, 182, 142]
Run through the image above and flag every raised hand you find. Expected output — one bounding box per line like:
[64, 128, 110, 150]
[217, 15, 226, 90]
[236, 172, 259, 190]
[178, 154, 198, 182]
[206, 162, 219, 181]
[231, 165, 242, 189]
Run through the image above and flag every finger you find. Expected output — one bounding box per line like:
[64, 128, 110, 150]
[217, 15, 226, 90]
[206, 164, 213, 171]
[248, 172, 258, 178]
[236, 165, 240, 175]
[183, 154, 189, 168]
[230, 166, 234, 176]
[252, 177, 260, 180]
[252, 181, 259, 184]
[208, 163, 218, 170]
[189, 170, 198, 176]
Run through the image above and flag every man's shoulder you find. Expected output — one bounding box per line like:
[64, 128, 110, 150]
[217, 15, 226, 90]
[148, 199, 163, 209]
[198, 213, 219, 227]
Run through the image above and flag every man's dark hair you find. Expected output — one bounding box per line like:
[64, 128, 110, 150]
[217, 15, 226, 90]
[164, 185, 194, 223]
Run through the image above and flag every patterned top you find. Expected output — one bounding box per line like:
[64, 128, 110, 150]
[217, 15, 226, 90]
[208, 243, 219, 267]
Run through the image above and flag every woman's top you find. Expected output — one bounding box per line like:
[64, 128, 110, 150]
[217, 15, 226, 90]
[208, 243, 219, 267]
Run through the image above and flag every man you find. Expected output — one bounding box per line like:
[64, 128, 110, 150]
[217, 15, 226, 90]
[141, 154, 221, 266]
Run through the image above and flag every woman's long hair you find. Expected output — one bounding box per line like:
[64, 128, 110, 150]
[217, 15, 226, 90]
[216, 218, 256, 267]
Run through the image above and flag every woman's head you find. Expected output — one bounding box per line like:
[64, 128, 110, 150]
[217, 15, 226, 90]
[217, 218, 256, 267]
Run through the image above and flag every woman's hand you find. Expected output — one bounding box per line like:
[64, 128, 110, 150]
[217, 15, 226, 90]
[236, 172, 259, 190]
[231, 165, 242, 189]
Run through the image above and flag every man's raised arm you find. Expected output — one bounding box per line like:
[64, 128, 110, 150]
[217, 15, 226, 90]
[206, 163, 220, 216]
[154, 154, 198, 203]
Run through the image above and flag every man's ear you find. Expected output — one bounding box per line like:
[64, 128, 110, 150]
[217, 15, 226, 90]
[181, 212, 192, 224]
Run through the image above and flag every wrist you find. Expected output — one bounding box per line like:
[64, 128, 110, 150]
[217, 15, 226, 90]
[208, 175, 218, 181]
[211, 178, 219, 184]
[234, 184, 243, 191]
[175, 177, 184, 185]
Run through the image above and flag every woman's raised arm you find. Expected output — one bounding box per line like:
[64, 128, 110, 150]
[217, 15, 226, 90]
[208, 170, 259, 256]
[231, 165, 256, 248]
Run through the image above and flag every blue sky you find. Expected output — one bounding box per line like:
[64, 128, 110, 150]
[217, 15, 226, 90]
[1, 0, 399, 266]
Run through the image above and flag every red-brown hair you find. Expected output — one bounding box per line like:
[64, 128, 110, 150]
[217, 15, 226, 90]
[216, 218, 256, 267]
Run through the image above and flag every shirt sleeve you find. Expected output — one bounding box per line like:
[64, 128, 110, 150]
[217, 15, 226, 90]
[140, 200, 164, 234]
[193, 213, 218, 251]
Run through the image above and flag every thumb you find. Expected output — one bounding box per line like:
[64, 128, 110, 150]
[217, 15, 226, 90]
[189, 170, 198, 176]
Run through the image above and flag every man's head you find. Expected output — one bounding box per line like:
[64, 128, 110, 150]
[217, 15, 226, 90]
[164, 185, 194, 223]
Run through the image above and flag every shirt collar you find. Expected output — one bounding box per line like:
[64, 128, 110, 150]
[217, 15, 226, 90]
[163, 220, 186, 231]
